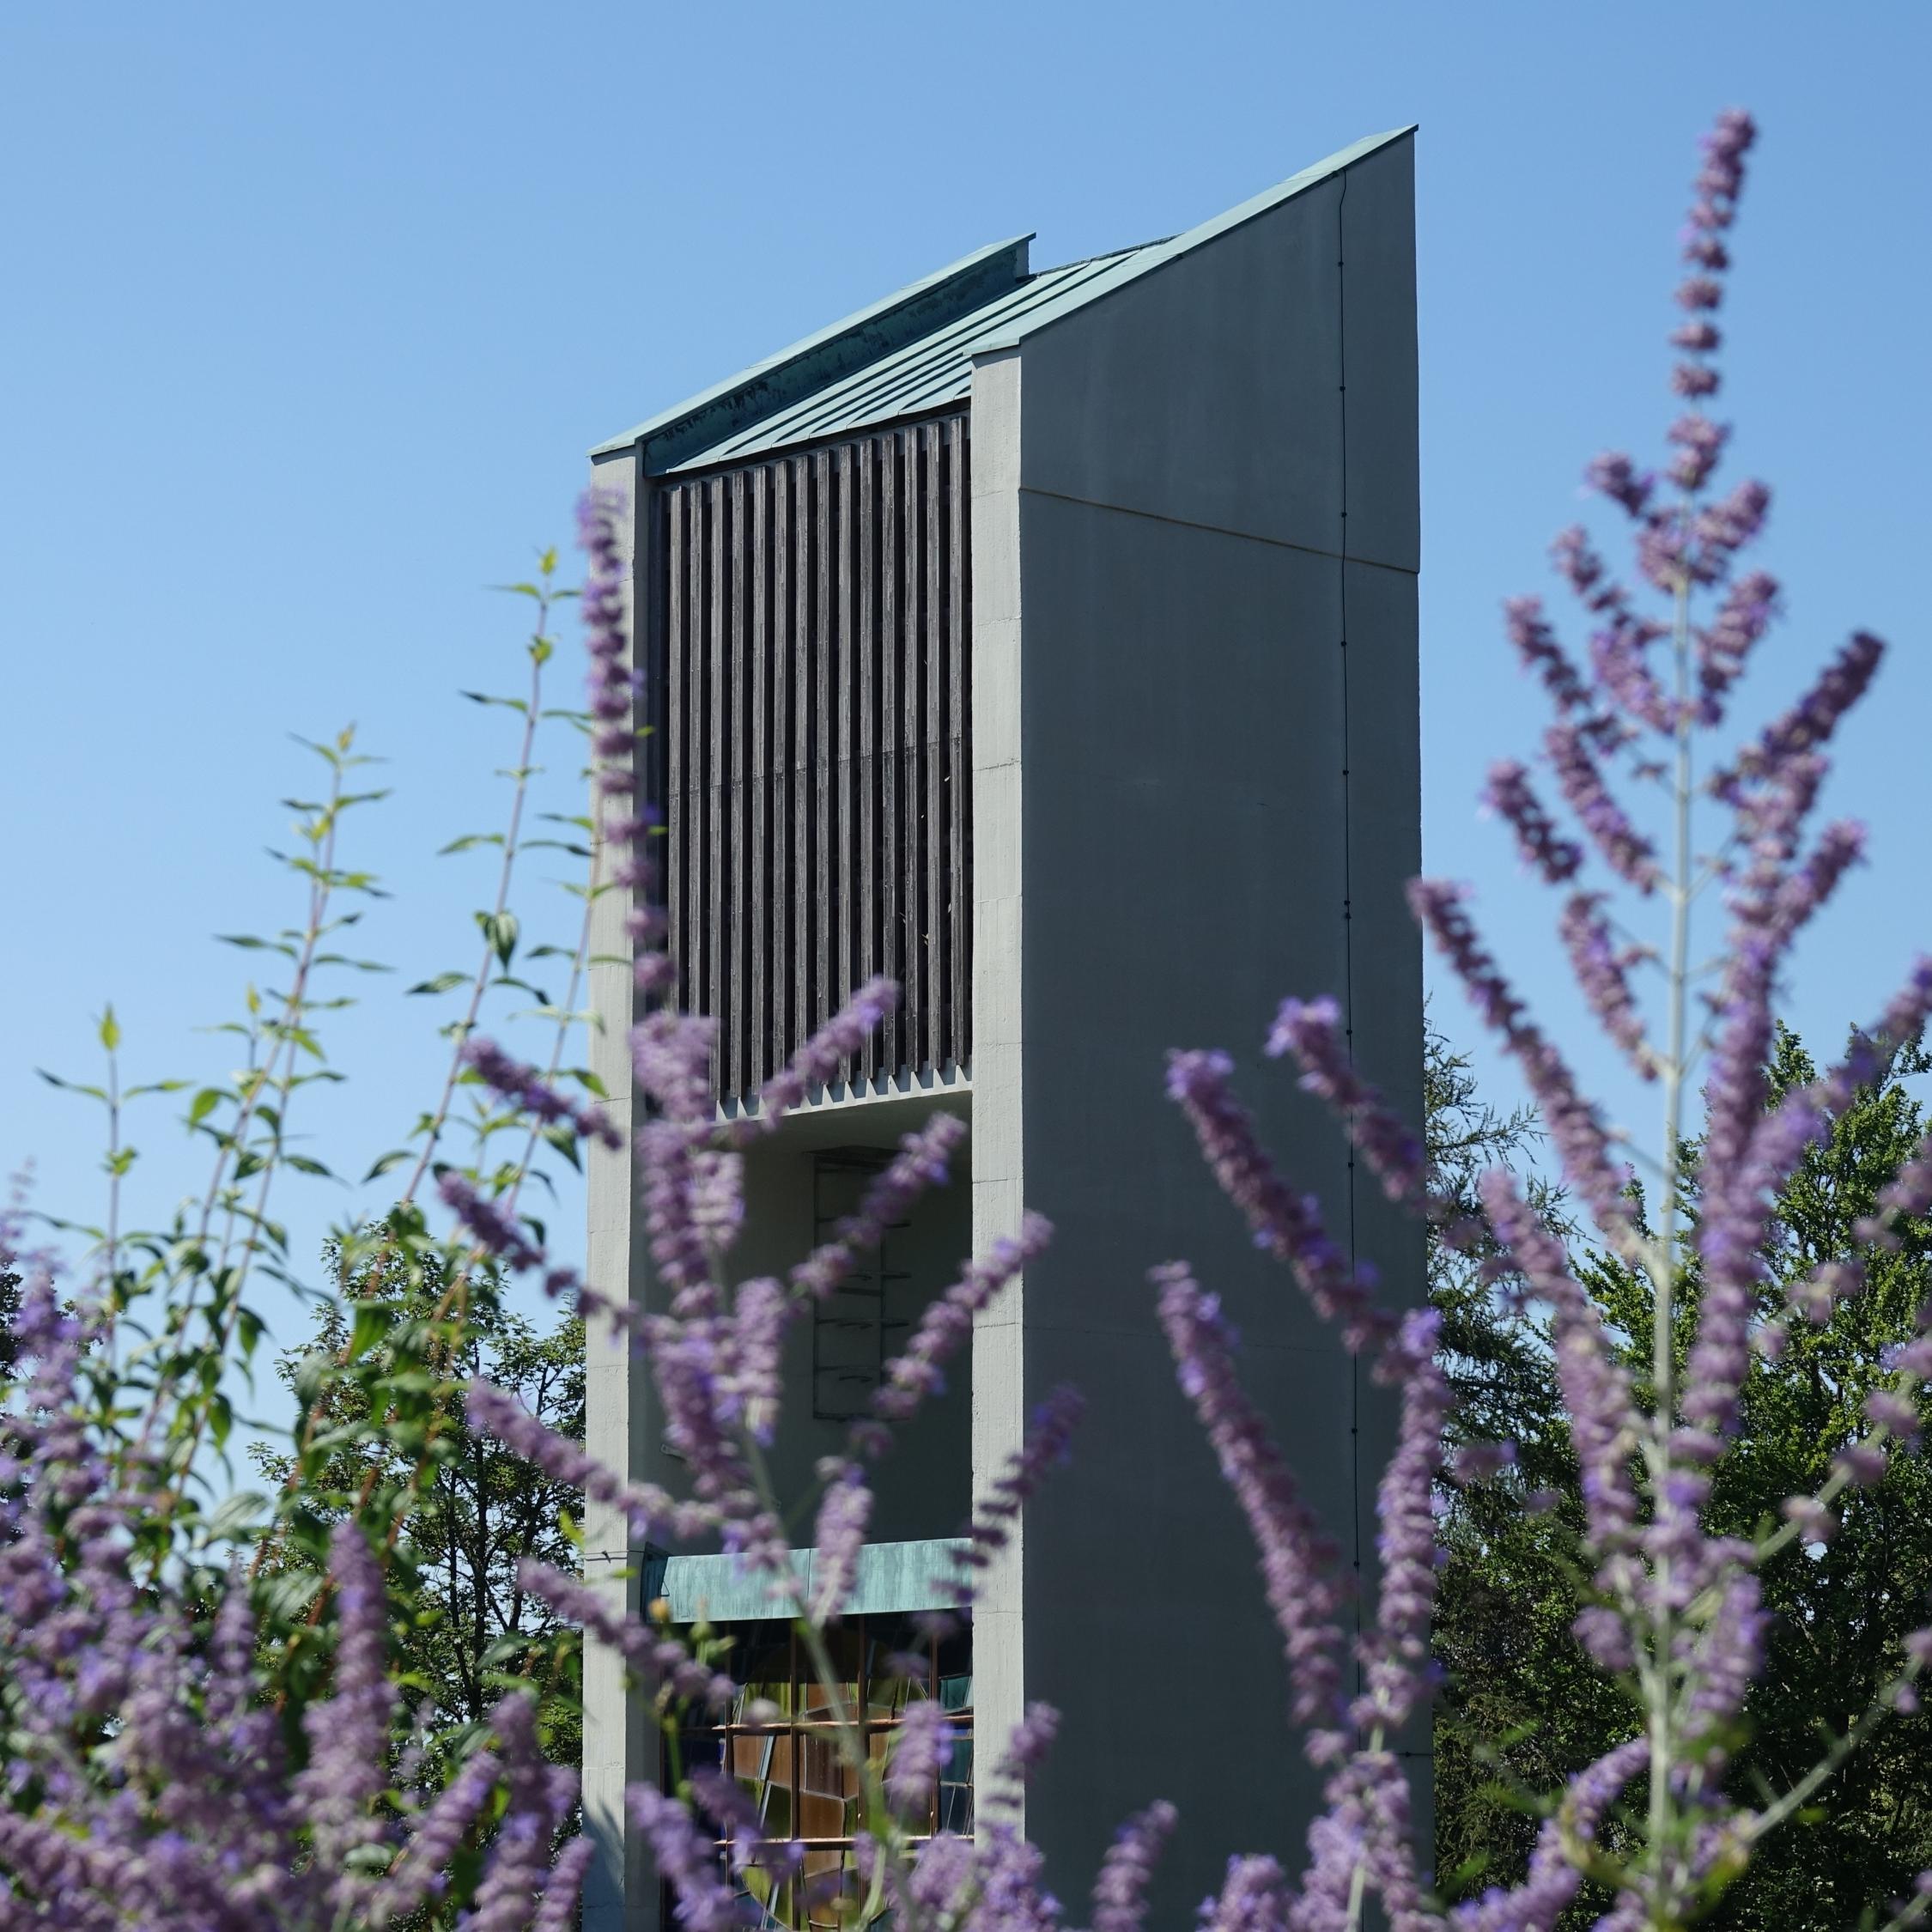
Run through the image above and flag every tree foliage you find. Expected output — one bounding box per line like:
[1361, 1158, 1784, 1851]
[252, 1235, 586, 1773]
[1430, 1024, 1932, 1928]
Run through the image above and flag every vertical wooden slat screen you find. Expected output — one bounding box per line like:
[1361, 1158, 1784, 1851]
[653, 411, 971, 1109]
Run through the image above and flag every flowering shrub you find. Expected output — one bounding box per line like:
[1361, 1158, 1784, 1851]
[2, 572, 599, 1927]
[7, 107, 1932, 1932]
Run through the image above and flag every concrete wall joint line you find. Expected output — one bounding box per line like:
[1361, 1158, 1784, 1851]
[1013, 484, 1418, 575]
[1335, 161, 1366, 1658]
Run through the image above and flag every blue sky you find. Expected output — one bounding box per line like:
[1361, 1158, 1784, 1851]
[4, 3, 1929, 1434]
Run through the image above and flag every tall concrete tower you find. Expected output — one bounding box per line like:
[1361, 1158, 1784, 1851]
[582, 127, 1422, 1930]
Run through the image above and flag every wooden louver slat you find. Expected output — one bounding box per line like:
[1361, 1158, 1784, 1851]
[652, 412, 971, 1109]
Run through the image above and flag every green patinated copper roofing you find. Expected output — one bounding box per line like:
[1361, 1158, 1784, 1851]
[588, 237, 1031, 471]
[593, 126, 1415, 477]
[661, 246, 1152, 473]
[641, 1537, 970, 1625]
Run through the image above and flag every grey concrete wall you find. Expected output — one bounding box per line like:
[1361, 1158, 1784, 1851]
[729, 1100, 975, 1546]
[966, 345, 1031, 1835]
[581, 443, 658, 1932]
[980, 132, 1423, 1916]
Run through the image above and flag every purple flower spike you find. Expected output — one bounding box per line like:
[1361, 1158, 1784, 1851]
[1452, 1440, 1518, 1484]
[522, 1560, 736, 1708]
[1355, 1312, 1453, 1735]
[1091, 1801, 1180, 1932]
[1200, 1854, 1289, 1932]
[1411, 882, 1637, 1236]
[1668, 412, 1731, 493]
[1726, 630, 1885, 787]
[534, 1841, 598, 1932]
[995, 1702, 1062, 1791]
[1164, 1048, 1396, 1354]
[1696, 569, 1777, 720]
[808, 1461, 873, 1623]
[1506, 594, 1614, 746]
[1558, 894, 1652, 1074]
[1865, 1388, 1923, 1445]
[1485, 762, 1583, 888]
[1480, 1170, 1638, 1556]
[753, 975, 897, 1122]
[1595, 600, 1681, 721]
[467, 1378, 714, 1543]
[1681, 1574, 1766, 1772]
[1156, 1265, 1346, 1736]
[1543, 726, 1662, 891]
[580, 490, 673, 982]
[1266, 995, 1427, 1206]
[295, 1524, 398, 1877]
[1781, 1495, 1838, 1544]
[1835, 1441, 1890, 1488]
[886, 1698, 954, 1819]
[871, 1213, 1051, 1429]
[957, 1388, 1085, 1583]
[1451, 1738, 1647, 1932]
[792, 1115, 967, 1303]
[628, 1788, 743, 1932]
[1694, 477, 1771, 563]
[464, 1034, 623, 1151]
[1584, 453, 1655, 519]
[440, 1170, 544, 1275]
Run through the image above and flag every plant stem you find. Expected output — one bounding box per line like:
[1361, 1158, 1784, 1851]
[400, 592, 555, 1212]
[1646, 559, 1695, 1921]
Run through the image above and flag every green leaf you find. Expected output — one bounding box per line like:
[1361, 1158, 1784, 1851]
[38, 1070, 108, 1101]
[236, 1306, 266, 1358]
[284, 1153, 336, 1179]
[438, 833, 504, 857]
[99, 1004, 121, 1053]
[347, 1303, 395, 1361]
[204, 1490, 269, 1541]
[361, 1149, 412, 1184]
[408, 972, 469, 996]
[188, 1088, 225, 1127]
[477, 909, 519, 968]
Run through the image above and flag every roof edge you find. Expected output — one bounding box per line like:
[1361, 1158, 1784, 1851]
[965, 126, 1415, 357]
[591, 234, 1034, 468]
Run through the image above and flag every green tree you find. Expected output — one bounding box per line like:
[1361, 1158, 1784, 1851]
[0, 1268, 20, 1379]
[1425, 1020, 1625, 1904]
[252, 1233, 586, 1771]
[1429, 1025, 1932, 1928]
